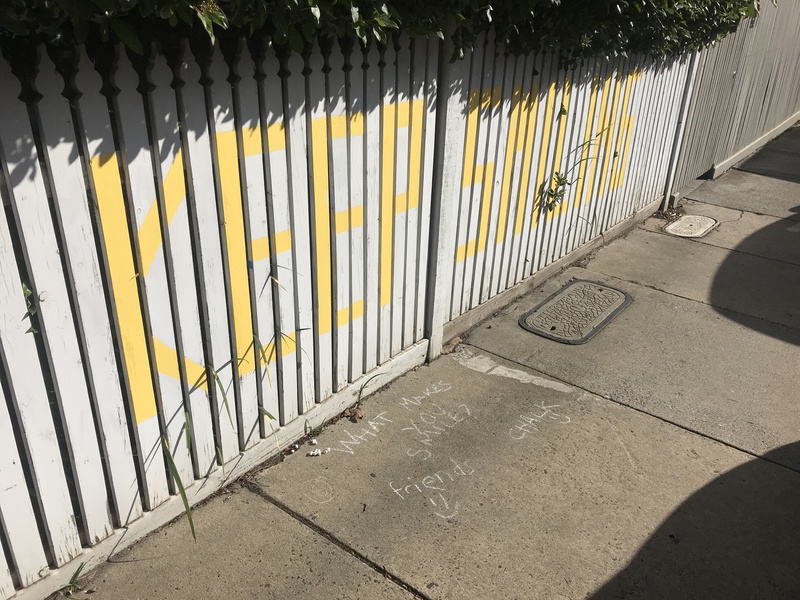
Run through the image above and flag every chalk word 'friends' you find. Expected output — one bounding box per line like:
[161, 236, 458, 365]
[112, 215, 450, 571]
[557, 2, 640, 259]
[329, 411, 393, 454]
[389, 458, 474, 500]
[508, 401, 570, 440]
[398, 381, 452, 411]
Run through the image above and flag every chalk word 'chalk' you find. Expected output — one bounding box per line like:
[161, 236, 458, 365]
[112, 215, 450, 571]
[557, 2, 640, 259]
[509, 401, 570, 440]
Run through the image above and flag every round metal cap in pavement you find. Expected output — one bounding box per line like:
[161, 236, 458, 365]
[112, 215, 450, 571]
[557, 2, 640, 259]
[663, 215, 718, 238]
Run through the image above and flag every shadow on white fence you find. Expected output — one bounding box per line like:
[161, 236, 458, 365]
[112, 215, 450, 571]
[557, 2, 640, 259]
[0, 4, 798, 596]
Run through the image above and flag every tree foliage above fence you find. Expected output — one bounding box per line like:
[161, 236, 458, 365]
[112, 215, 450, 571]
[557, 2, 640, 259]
[0, 0, 760, 59]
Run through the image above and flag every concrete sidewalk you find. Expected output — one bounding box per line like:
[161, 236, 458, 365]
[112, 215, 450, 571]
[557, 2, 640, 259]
[67, 125, 800, 600]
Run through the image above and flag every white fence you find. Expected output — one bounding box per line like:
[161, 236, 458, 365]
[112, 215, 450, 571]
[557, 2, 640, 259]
[0, 8, 798, 597]
[669, 0, 800, 194]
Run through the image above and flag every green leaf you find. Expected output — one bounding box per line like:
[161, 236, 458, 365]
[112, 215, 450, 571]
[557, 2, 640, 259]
[259, 407, 281, 451]
[288, 27, 305, 53]
[184, 411, 192, 452]
[163, 438, 196, 542]
[210, 368, 235, 429]
[110, 18, 143, 55]
[197, 11, 216, 44]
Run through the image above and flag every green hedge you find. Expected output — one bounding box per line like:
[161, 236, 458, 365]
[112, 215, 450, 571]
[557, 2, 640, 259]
[0, 0, 760, 59]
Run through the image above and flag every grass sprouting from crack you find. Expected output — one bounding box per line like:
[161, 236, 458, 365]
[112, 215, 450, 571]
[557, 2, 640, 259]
[163, 437, 196, 542]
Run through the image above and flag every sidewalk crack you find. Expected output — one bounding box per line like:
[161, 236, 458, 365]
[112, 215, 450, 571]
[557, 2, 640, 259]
[240, 479, 434, 600]
[460, 343, 800, 478]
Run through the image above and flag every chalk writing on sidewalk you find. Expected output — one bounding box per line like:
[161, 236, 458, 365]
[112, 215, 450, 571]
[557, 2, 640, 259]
[508, 401, 571, 440]
[403, 403, 472, 461]
[329, 411, 393, 454]
[308, 475, 335, 504]
[389, 457, 474, 519]
[397, 381, 452, 411]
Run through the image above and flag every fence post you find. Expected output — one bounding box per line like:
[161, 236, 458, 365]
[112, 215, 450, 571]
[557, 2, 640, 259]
[662, 50, 700, 210]
[423, 34, 469, 362]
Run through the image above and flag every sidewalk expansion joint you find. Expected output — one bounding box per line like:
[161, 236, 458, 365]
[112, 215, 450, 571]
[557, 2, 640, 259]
[461, 343, 800, 479]
[240, 479, 435, 600]
[582, 265, 800, 329]
[638, 225, 800, 267]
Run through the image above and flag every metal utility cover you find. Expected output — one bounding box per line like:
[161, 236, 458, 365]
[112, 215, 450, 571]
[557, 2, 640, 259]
[664, 215, 718, 238]
[519, 280, 631, 344]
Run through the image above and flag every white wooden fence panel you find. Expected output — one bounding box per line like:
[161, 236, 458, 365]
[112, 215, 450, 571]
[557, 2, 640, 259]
[171, 41, 229, 472]
[32, 49, 143, 526]
[2, 18, 799, 597]
[205, 43, 246, 460]
[75, 47, 169, 510]
[256, 46, 297, 426]
[236, 42, 280, 436]
[414, 36, 439, 342]
[284, 49, 316, 414]
[307, 41, 334, 403]
[471, 41, 507, 308]
[402, 38, 422, 348]
[0, 84, 83, 565]
[486, 53, 520, 300]
[327, 43, 351, 391]
[0, 553, 12, 600]
[148, 48, 217, 477]
[0, 52, 114, 546]
[391, 35, 410, 357]
[378, 41, 397, 364]
[511, 54, 545, 286]
[0, 378, 48, 586]
[460, 33, 495, 317]
[346, 42, 366, 382]
[363, 42, 382, 373]
[494, 55, 530, 294]
[114, 49, 195, 490]
[230, 40, 266, 449]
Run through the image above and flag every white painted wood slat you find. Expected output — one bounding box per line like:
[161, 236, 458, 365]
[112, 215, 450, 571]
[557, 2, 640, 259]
[113, 48, 194, 490]
[32, 49, 143, 527]
[73, 46, 169, 510]
[201, 43, 243, 461]
[0, 374, 48, 589]
[326, 43, 351, 391]
[148, 46, 216, 477]
[236, 41, 280, 435]
[284, 49, 316, 416]
[306, 41, 334, 403]
[0, 549, 13, 600]
[346, 41, 366, 383]
[229, 39, 265, 450]
[414, 36, 439, 342]
[0, 64, 82, 562]
[256, 46, 298, 426]
[171, 40, 231, 470]
[0, 53, 114, 546]
[362, 42, 381, 372]
[391, 35, 410, 356]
